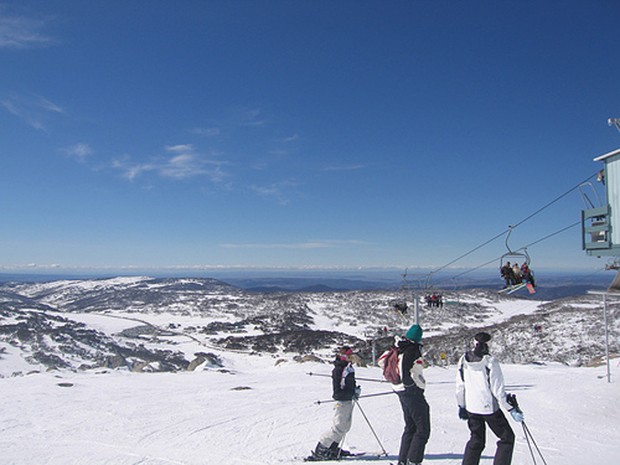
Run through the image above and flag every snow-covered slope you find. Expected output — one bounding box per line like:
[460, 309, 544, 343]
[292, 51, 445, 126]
[0, 277, 618, 464]
[0, 354, 617, 465]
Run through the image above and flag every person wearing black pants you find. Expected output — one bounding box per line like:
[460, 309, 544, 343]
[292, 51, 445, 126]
[456, 332, 524, 465]
[462, 411, 514, 465]
[397, 388, 431, 465]
[391, 324, 431, 465]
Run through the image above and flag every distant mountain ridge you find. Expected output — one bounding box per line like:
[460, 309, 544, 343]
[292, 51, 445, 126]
[224, 272, 612, 299]
[2, 269, 612, 297]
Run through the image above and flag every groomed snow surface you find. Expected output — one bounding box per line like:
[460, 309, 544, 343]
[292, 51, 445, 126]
[1, 353, 618, 465]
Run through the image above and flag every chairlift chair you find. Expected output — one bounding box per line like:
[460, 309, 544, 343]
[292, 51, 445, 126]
[499, 249, 531, 268]
[499, 226, 531, 267]
[499, 227, 536, 294]
[391, 299, 409, 315]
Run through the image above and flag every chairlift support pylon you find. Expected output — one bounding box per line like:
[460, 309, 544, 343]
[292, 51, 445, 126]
[447, 277, 461, 305]
[393, 268, 420, 324]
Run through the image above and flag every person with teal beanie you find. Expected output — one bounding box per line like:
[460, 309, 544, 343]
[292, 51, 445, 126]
[405, 324, 423, 342]
[392, 324, 430, 465]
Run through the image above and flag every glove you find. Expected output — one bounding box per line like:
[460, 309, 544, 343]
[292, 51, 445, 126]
[354, 386, 361, 399]
[458, 407, 469, 420]
[506, 393, 519, 410]
[510, 408, 524, 423]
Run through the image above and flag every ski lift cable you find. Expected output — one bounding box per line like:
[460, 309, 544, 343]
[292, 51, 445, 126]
[429, 229, 508, 276]
[428, 172, 599, 277]
[519, 220, 581, 250]
[440, 220, 582, 283]
[509, 173, 598, 230]
[450, 257, 499, 280]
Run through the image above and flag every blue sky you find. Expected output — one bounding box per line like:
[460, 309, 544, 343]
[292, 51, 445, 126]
[1, 0, 620, 276]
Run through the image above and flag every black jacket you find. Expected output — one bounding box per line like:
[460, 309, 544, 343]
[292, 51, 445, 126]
[397, 338, 425, 393]
[331, 357, 356, 401]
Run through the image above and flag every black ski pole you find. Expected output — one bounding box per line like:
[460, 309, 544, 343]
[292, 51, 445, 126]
[522, 422, 537, 465]
[522, 421, 548, 465]
[337, 430, 348, 460]
[353, 399, 388, 456]
[307, 372, 388, 383]
[508, 394, 548, 465]
[315, 391, 395, 405]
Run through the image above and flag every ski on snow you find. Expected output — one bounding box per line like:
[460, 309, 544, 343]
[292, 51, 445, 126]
[303, 451, 385, 462]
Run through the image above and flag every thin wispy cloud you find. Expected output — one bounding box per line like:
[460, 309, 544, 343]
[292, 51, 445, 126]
[165, 144, 194, 154]
[1, 93, 64, 131]
[249, 179, 299, 205]
[281, 134, 299, 143]
[229, 106, 266, 128]
[112, 156, 153, 181]
[0, 10, 55, 49]
[38, 97, 63, 113]
[323, 163, 366, 172]
[112, 144, 228, 182]
[189, 127, 221, 137]
[63, 143, 93, 162]
[187, 107, 269, 141]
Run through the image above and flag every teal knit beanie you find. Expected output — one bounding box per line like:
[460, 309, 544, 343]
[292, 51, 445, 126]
[405, 324, 423, 342]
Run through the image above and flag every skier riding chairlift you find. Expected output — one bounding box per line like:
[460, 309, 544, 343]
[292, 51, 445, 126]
[499, 227, 536, 293]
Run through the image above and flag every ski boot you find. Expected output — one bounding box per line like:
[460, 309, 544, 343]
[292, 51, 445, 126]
[329, 441, 352, 457]
[306, 442, 336, 461]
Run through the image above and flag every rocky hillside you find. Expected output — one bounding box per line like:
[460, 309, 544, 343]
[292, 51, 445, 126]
[0, 277, 617, 377]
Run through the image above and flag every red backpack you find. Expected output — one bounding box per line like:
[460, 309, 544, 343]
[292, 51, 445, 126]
[379, 346, 401, 384]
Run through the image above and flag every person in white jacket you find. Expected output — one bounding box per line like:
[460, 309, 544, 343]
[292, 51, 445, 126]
[455, 332, 523, 465]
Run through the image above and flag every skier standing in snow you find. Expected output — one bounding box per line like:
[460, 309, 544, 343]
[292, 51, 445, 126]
[392, 324, 431, 465]
[456, 332, 524, 465]
[310, 346, 360, 461]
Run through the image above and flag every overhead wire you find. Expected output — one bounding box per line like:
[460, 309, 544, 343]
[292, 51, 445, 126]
[422, 171, 601, 286]
[519, 220, 582, 250]
[509, 174, 597, 230]
[446, 220, 581, 282]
